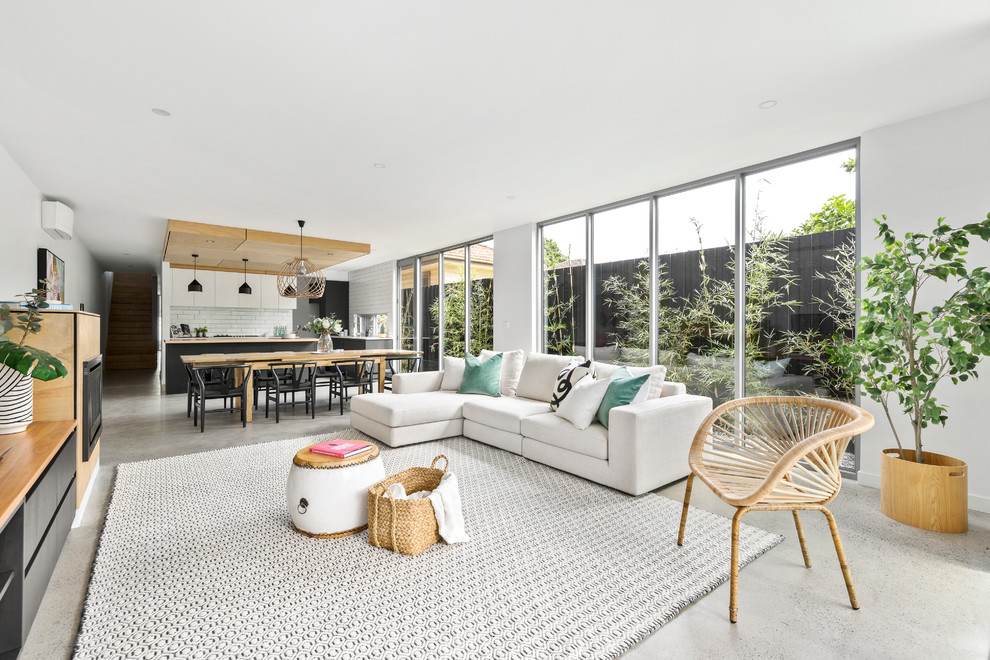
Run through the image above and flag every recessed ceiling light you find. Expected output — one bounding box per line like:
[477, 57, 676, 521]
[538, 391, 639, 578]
[758, 100, 778, 110]
[122, 252, 131, 255]
[506, 195, 516, 200]
[151, 108, 172, 117]
[205, 240, 215, 243]
[373, 163, 386, 169]
[326, 252, 335, 256]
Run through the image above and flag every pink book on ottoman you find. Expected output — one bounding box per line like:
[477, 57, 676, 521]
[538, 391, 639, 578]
[309, 440, 373, 458]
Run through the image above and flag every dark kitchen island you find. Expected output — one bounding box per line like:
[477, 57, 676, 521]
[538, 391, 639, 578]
[162, 337, 317, 394]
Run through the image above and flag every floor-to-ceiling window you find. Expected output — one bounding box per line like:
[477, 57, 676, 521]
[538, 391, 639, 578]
[593, 200, 651, 365]
[742, 148, 857, 401]
[540, 141, 858, 412]
[419, 254, 440, 371]
[397, 260, 416, 351]
[656, 180, 737, 404]
[468, 240, 494, 355]
[397, 236, 494, 371]
[541, 217, 587, 356]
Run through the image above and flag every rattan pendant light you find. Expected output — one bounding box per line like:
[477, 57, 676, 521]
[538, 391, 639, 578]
[187, 254, 203, 292]
[238, 258, 252, 295]
[277, 220, 325, 298]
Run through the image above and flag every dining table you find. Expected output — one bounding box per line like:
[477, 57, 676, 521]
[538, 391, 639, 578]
[180, 348, 422, 422]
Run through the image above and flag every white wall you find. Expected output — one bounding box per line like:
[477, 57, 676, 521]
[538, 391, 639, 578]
[859, 97, 990, 513]
[493, 223, 538, 352]
[349, 261, 395, 334]
[0, 142, 104, 313]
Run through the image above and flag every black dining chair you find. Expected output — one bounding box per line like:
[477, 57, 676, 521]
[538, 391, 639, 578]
[383, 356, 422, 391]
[264, 361, 317, 423]
[328, 359, 376, 415]
[191, 364, 252, 432]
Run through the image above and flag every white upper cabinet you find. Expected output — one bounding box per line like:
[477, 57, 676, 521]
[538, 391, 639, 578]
[171, 268, 215, 307]
[237, 273, 262, 309]
[258, 274, 298, 310]
[213, 271, 241, 308]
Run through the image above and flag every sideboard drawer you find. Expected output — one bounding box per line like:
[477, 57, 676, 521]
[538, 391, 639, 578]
[22, 432, 75, 565]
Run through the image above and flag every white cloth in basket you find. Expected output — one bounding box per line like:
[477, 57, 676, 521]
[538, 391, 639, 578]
[384, 473, 470, 544]
[429, 472, 470, 544]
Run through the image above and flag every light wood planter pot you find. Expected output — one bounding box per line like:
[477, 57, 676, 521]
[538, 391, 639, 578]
[880, 449, 968, 533]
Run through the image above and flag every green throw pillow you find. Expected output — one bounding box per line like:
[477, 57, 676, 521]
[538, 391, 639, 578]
[596, 367, 649, 428]
[458, 353, 503, 396]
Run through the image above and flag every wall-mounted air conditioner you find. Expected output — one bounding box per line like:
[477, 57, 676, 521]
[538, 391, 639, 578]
[41, 200, 74, 240]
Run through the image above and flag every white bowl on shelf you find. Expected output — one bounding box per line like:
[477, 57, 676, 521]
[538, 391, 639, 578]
[281, 333, 299, 339]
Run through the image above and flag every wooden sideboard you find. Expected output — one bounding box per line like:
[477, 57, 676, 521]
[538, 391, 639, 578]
[0, 420, 77, 657]
[3, 311, 101, 508]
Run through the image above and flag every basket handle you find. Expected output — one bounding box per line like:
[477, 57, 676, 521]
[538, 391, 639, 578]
[372, 489, 384, 547]
[383, 489, 399, 550]
[431, 454, 449, 473]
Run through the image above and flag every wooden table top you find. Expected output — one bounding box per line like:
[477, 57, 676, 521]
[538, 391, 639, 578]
[180, 349, 421, 365]
[293, 441, 380, 469]
[0, 420, 76, 530]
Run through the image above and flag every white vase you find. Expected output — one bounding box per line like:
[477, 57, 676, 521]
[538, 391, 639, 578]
[317, 333, 334, 353]
[0, 363, 33, 434]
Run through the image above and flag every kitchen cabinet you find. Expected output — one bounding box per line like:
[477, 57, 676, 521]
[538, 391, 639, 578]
[259, 274, 297, 310]
[213, 272, 262, 309]
[171, 269, 215, 307]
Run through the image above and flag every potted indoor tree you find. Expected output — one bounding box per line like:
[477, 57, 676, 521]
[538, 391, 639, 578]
[0, 286, 69, 434]
[835, 213, 990, 532]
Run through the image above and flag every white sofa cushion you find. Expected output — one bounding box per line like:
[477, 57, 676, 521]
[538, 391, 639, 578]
[515, 352, 582, 402]
[480, 349, 525, 396]
[554, 376, 610, 430]
[350, 391, 475, 427]
[462, 395, 550, 434]
[521, 412, 609, 460]
[439, 356, 466, 390]
[550, 358, 596, 411]
[592, 362, 667, 399]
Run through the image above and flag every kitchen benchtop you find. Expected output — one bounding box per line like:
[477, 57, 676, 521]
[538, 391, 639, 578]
[164, 337, 317, 344]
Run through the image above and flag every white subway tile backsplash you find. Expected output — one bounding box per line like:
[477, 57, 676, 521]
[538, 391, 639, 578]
[170, 306, 294, 337]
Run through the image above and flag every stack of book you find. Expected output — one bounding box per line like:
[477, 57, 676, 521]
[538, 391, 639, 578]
[309, 440, 374, 458]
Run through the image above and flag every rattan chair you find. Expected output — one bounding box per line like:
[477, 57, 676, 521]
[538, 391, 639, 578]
[677, 396, 874, 623]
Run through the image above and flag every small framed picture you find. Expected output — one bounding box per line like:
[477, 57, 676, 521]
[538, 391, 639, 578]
[180, 323, 192, 337]
[170, 324, 182, 338]
[37, 248, 65, 303]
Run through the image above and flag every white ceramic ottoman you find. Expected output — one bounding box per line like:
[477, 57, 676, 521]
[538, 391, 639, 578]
[286, 442, 386, 538]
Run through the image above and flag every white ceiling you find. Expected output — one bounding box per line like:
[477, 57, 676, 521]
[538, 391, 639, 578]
[1, 1, 989, 275]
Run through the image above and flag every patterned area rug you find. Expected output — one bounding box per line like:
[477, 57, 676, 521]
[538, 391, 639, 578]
[76, 431, 782, 660]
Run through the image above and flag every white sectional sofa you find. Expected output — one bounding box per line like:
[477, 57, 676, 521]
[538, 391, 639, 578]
[351, 352, 713, 496]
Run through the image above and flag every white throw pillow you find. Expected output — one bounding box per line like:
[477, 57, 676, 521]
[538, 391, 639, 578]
[550, 359, 596, 411]
[516, 352, 583, 402]
[594, 363, 667, 399]
[555, 376, 610, 430]
[480, 348, 525, 396]
[439, 356, 466, 391]
[626, 364, 667, 399]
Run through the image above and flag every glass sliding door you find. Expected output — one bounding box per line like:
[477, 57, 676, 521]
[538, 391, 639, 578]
[469, 240, 494, 354]
[593, 200, 651, 365]
[398, 260, 416, 351]
[419, 254, 441, 371]
[742, 148, 857, 401]
[542, 218, 586, 356]
[656, 180, 737, 405]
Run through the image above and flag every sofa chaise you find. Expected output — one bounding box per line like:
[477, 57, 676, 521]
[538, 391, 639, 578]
[351, 351, 713, 496]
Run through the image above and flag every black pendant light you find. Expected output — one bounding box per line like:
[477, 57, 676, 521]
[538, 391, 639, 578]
[238, 258, 252, 295]
[187, 254, 203, 292]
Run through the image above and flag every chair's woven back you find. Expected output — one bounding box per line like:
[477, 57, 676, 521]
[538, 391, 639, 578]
[690, 396, 874, 507]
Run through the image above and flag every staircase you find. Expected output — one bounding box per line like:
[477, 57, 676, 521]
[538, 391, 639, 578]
[105, 272, 157, 370]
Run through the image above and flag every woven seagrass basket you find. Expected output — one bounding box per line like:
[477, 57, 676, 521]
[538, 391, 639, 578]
[367, 455, 448, 556]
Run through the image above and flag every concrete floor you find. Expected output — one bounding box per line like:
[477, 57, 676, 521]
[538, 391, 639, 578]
[19, 370, 990, 659]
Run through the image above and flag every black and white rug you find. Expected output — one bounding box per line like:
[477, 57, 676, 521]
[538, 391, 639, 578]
[76, 431, 782, 660]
